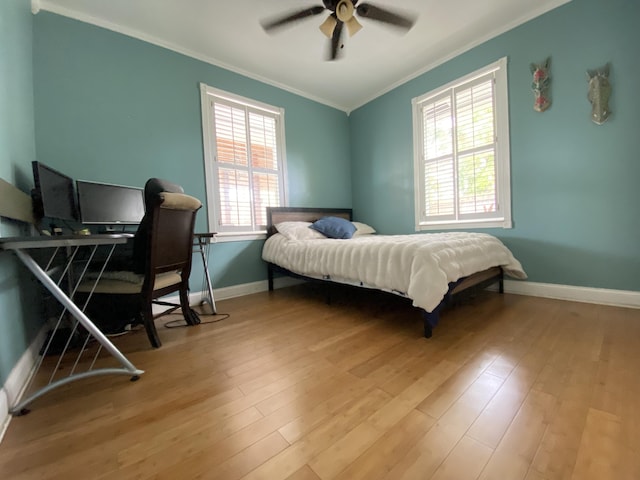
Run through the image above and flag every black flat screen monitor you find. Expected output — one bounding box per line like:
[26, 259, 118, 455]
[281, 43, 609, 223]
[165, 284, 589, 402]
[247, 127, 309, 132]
[32, 161, 78, 221]
[76, 180, 145, 225]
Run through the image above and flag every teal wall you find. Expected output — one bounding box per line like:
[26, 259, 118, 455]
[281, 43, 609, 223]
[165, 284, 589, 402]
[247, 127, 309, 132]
[350, 0, 640, 291]
[32, 12, 352, 289]
[0, 0, 44, 385]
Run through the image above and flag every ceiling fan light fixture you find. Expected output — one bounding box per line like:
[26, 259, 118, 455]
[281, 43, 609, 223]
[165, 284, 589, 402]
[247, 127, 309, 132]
[319, 15, 337, 38]
[335, 0, 355, 22]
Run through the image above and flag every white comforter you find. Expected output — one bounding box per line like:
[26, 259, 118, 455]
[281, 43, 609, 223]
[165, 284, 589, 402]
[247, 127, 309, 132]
[262, 232, 527, 313]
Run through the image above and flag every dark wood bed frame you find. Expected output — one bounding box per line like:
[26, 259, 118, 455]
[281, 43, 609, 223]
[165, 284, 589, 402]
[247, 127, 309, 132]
[265, 207, 504, 338]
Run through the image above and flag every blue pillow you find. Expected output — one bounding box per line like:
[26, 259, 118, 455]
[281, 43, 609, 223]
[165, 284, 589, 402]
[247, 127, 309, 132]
[310, 216, 356, 239]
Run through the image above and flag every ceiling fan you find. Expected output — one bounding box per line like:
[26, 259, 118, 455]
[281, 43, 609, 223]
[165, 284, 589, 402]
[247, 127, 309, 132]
[261, 0, 416, 61]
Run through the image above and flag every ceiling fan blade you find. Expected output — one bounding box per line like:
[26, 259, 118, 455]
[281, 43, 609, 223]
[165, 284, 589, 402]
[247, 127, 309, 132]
[261, 6, 326, 31]
[345, 16, 362, 36]
[329, 20, 344, 60]
[319, 14, 337, 38]
[355, 3, 415, 29]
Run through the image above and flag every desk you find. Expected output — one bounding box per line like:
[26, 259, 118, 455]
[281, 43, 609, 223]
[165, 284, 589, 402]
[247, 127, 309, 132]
[194, 232, 216, 314]
[0, 234, 144, 415]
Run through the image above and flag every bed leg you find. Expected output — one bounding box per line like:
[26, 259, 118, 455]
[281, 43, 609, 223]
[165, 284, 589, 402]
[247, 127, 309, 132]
[422, 308, 439, 339]
[424, 322, 433, 338]
[499, 269, 504, 294]
[267, 265, 274, 291]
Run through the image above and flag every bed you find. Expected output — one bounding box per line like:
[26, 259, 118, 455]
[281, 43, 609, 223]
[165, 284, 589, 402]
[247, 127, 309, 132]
[262, 207, 527, 338]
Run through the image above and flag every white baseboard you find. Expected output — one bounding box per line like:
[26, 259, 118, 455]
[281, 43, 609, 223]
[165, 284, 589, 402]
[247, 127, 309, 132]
[501, 279, 640, 309]
[153, 276, 304, 315]
[209, 276, 304, 301]
[199, 277, 639, 310]
[1, 326, 47, 443]
[180, 276, 640, 312]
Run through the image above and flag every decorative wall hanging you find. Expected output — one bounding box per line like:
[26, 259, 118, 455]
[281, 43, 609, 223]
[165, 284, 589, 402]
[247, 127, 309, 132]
[530, 57, 551, 112]
[587, 63, 612, 125]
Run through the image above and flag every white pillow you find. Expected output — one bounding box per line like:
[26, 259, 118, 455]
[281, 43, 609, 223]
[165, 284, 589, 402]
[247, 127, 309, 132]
[352, 221, 376, 236]
[275, 221, 327, 240]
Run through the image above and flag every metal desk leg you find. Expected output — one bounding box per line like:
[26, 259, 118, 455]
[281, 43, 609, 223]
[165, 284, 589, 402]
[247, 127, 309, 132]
[9, 248, 144, 415]
[196, 236, 216, 314]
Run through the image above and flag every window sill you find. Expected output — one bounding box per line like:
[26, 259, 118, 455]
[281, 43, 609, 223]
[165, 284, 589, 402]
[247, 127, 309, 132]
[416, 219, 512, 231]
[211, 231, 267, 243]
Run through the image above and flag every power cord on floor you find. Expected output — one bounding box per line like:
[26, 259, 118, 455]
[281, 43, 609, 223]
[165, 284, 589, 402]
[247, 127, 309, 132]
[163, 312, 230, 328]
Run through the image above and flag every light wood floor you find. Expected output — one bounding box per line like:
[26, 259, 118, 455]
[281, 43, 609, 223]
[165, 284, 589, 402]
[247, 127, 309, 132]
[1, 284, 639, 480]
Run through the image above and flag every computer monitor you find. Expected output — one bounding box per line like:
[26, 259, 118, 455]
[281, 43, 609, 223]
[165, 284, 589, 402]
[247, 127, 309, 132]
[32, 161, 78, 221]
[76, 180, 145, 225]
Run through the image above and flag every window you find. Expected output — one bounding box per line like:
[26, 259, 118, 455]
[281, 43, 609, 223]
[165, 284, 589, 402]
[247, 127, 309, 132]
[200, 84, 287, 240]
[412, 57, 511, 230]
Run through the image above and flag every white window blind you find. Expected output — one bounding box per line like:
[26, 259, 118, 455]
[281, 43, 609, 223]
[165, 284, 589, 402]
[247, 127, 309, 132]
[200, 84, 287, 239]
[413, 58, 511, 230]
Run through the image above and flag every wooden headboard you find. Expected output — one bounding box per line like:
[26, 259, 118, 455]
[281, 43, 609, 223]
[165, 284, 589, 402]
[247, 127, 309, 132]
[266, 207, 352, 237]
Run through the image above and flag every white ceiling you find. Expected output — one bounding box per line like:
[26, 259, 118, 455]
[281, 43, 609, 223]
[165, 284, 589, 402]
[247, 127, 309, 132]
[33, 0, 570, 113]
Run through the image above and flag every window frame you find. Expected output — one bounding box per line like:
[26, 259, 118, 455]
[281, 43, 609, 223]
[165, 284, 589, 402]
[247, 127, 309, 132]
[200, 83, 288, 242]
[412, 57, 512, 231]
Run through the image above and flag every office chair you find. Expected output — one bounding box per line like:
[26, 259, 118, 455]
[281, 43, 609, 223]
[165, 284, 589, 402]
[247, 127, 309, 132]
[77, 180, 202, 348]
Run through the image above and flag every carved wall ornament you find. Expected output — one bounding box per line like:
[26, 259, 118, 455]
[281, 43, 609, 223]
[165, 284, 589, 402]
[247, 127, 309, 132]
[587, 63, 612, 125]
[530, 57, 551, 112]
